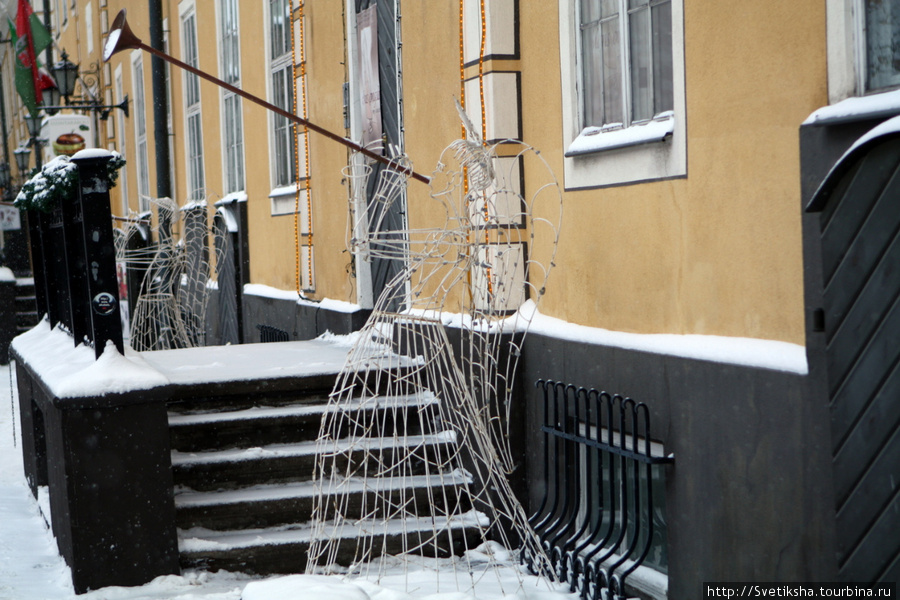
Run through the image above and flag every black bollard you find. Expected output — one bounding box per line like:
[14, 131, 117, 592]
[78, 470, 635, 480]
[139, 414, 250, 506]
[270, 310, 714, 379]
[72, 151, 124, 358]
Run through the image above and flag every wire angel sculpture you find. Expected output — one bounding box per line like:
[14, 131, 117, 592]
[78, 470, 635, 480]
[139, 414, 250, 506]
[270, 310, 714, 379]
[306, 108, 562, 590]
[116, 197, 214, 351]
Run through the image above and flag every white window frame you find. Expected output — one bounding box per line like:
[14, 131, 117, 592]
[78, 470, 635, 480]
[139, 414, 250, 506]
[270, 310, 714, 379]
[180, 1, 205, 202]
[131, 50, 151, 212]
[115, 65, 129, 215]
[267, 0, 302, 197]
[163, 19, 177, 198]
[826, 0, 900, 103]
[218, 0, 246, 195]
[559, 0, 686, 189]
[86, 1, 94, 54]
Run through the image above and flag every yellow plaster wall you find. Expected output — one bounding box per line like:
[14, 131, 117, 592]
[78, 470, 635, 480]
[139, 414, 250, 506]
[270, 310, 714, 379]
[516, 1, 827, 345]
[51, 0, 828, 345]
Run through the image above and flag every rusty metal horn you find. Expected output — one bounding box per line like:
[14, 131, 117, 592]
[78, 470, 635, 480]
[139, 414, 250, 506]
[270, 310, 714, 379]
[101, 9, 430, 184]
[103, 10, 143, 62]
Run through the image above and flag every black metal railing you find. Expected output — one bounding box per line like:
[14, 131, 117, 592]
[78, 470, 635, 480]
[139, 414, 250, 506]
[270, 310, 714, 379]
[257, 323, 290, 343]
[25, 153, 124, 359]
[525, 380, 674, 600]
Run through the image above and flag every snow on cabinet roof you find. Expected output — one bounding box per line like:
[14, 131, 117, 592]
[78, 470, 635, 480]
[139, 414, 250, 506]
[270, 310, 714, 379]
[804, 89, 900, 126]
[70, 148, 114, 160]
[807, 114, 900, 212]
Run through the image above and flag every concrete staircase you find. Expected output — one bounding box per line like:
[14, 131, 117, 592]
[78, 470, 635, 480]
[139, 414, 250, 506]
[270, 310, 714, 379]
[15, 278, 39, 334]
[167, 376, 478, 574]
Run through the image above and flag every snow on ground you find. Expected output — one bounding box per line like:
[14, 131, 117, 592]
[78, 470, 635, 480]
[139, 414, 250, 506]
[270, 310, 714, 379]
[0, 359, 575, 600]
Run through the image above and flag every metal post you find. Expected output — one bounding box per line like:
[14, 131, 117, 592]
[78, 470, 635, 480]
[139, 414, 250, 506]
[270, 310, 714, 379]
[149, 0, 171, 201]
[72, 152, 123, 357]
[25, 210, 49, 320]
[59, 177, 91, 344]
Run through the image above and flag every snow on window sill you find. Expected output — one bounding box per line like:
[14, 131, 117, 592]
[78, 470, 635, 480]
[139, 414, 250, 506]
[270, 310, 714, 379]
[268, 182, 308, 200]
[270, 182, 309, 217]
[565, 112, 675, 157]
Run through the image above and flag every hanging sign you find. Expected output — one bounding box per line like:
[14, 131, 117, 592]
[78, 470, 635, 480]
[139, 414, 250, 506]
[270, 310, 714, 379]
[357, 5, 382, 152]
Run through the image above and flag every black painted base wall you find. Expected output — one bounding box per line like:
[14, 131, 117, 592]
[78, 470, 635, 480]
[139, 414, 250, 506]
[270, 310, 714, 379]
[0, 279, 15, 364]
[519, 333, 838, 599]
[13, 354, 180, 594]
[206, 288, 372, 346]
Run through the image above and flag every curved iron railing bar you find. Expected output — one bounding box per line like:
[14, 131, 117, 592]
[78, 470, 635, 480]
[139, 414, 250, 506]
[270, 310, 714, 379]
[608, 399, 644, 578]
[551, 384, 584, 550]
[537, 381, 571, 542]
[559, 387, 596, 579]
[618, 402, 658, 594]
[549, 385, 585, 569]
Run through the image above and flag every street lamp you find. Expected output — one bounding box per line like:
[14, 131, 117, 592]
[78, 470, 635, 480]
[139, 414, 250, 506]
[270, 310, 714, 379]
[24, 113, 42, 138]
[22, 112, 45, 170]
[14, 146, 31, 175]
[52, 52, 79, 99]
[37, 50, 129, 121]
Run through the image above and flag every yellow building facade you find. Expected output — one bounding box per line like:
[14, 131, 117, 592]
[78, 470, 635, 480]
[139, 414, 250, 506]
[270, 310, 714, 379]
[3, 0, 826, 346]
[12, 1, 900, 596]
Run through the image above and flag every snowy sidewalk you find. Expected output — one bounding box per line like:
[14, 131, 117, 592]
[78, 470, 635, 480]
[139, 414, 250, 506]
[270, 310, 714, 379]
[0, 362, 74, 599]
[0, 479, 73, 599]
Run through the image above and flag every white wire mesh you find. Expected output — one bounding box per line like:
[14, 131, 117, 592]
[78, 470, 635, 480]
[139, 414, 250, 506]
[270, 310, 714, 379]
[115, 197, 217, 352]
[308, 128, 562, 591]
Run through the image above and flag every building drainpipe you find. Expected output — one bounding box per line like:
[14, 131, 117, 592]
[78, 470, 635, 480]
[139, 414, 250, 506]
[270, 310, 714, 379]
[149, 0, 172, 232]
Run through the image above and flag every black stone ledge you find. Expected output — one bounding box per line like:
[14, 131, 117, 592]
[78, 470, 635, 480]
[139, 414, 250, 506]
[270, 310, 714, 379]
[11, 347, 342, 410]
[9, 345, 173, 410]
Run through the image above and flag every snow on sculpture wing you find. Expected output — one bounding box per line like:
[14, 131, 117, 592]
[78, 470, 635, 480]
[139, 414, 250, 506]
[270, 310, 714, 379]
[307, 110, 562, 592]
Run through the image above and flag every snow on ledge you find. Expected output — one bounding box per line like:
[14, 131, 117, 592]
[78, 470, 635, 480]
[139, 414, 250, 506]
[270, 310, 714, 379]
[11, 321, 170, 398]
[243, 283, 362, 313]
[566, 112, 674, 156]
[522, 303, 808, 375]
[803, 89, 900, 126]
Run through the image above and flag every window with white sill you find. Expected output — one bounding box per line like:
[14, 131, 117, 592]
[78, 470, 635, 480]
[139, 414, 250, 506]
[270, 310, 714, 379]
[219, 0, 245, 195]
[131, 51, 151, 212]
[865, 0, 900, 92]
[181, 4, 206, 202]
[559, 0, 686, 189]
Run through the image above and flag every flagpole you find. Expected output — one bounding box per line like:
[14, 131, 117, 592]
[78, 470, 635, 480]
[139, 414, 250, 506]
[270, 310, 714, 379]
[40, 0, 51, 79]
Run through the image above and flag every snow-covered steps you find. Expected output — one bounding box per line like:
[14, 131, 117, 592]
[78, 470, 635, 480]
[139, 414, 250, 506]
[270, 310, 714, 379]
[14, 279, 39, 333]
[178, 512, 487, 574]
[173, 472, 473, 531]
[158, 359, 476, 575]
[171, 432, 458, 492]
[168, 392, 439, 453]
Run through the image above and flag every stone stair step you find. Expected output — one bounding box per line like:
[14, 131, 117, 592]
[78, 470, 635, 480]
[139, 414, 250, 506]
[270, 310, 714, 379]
[178, 512, 487, 574]
[174, 472, 472, 531]
[171, 433, 458, 492]
[167, 389, 334, 416]
[168, 392, 440, 453]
